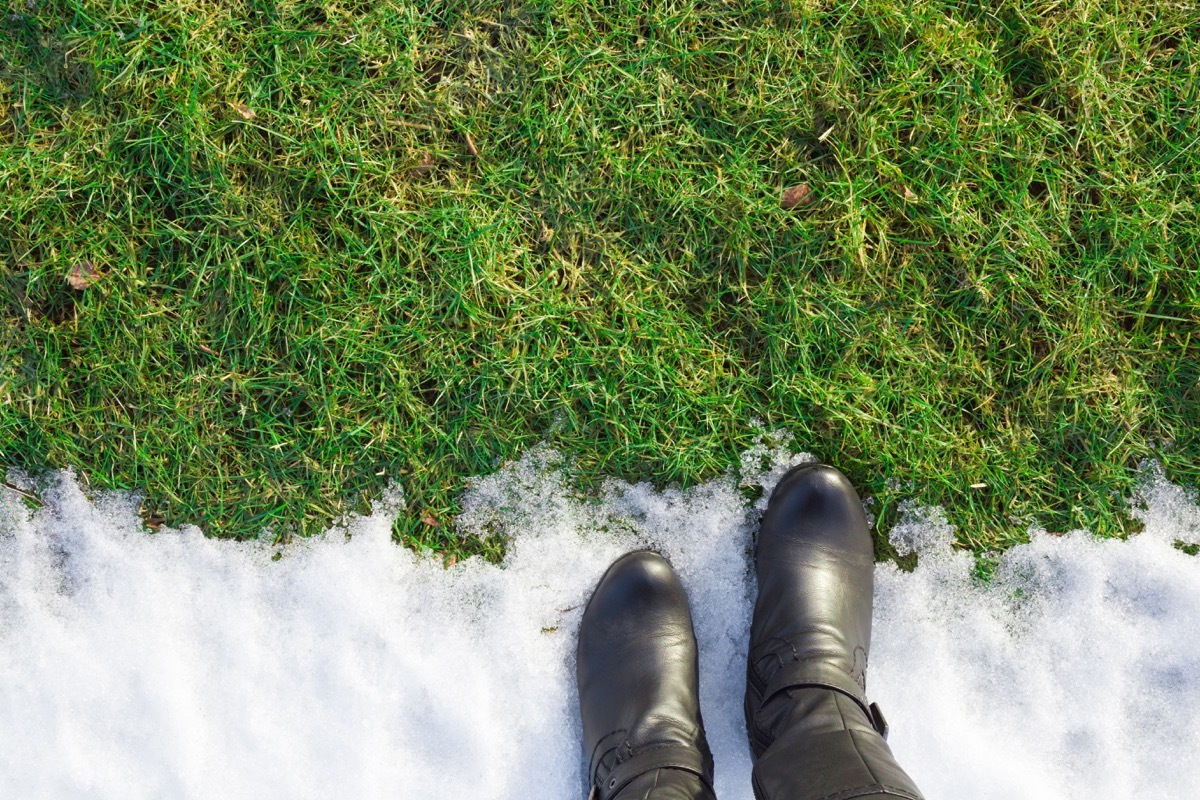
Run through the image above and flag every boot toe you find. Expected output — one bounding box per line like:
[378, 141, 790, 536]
[771, 463, 859, 513]
[761, 463, 872, 555]
[581, 550, 688, 630]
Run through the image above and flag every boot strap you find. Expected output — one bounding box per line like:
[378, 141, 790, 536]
[590, 744, 711, 800]
[762, 659, 889, 738]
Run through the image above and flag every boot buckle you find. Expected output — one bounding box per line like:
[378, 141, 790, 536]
[869, 701, 889, 740]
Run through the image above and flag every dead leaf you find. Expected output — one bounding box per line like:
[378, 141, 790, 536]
[230, 102, 256, 120]
[421, 510, 439, 528]
[780, 183, 815, 210]
[464, 132, 479, 156]
[67, 261, 98, 290]
[410, 153, 435, 178]
[903, 186, 917, 201]
[445, 554, 457, 567]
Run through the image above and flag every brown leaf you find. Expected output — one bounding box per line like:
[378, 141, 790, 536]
[903, 186, 917, 201]
[780, 183, 815, 210]
[138, 500, 164, 530]
[230, 102, 257, 120]
[464, 132, 479, 156]
[445, 554, 457, 567]
[421, 510, 439, 528]
[67, 261, 98, 290]
[410, 153, 435, 178]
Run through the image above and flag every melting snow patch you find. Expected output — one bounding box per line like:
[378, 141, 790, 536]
[1, 441, 1198, 799]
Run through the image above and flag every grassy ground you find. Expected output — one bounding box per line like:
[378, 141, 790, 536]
[2, 0, 1198, 556]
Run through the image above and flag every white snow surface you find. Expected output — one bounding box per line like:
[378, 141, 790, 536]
[1, 436, 1198, 800]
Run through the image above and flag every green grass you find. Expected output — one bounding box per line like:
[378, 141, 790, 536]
[2, 0, 1198, 555]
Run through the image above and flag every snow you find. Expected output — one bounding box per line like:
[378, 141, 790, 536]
[2, 437, 1197, 799]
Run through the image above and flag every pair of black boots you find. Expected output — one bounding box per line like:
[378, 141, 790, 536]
[576, 464, 925, 800]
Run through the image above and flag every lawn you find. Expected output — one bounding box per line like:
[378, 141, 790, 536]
[2, 0, 1198, 556]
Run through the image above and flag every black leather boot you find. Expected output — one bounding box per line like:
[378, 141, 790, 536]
[745, 464, 924, 800]
[577, 551, 717, 800]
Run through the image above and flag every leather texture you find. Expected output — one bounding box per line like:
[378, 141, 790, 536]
[745, 463, 924, 800]
[577, 551, 716, 800]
